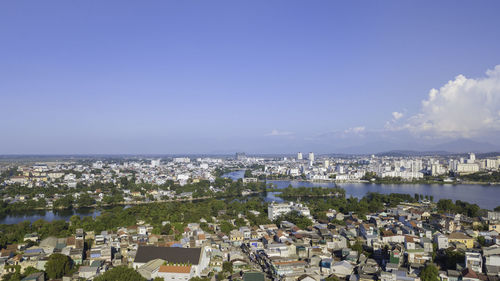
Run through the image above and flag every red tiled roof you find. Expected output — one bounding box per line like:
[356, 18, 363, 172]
[462, 268, 478, 279]
[159, 265, 191, 273]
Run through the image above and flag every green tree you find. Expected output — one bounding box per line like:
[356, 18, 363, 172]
[234, 218, 246, 228]
[222, 261, 233, 274]
[351, 240, 363, 254]
[190, 277, 211, 281]
[220, 221, 235, 234]
[53, 195, 74, 209]
[420, 264, 439, 281]
[161, 223, 173, 235]
[437, 199, 455, 213]
[22, 266, 41, 277]
[94, 266, 146, 281]
[477, 236, 486, 246]
[1, 265, 21, 281]
[244, 170, 253, 178]
[1, 272, 21, 281]
[274, 210, 313, 229]
[436, 249, 464, 270]
[153, 278, 165, 281]
[325, 276, 340, 281]
[76, 193, 96, 207]
[45, 253, 73, 279]
[495, 206, 500, 212]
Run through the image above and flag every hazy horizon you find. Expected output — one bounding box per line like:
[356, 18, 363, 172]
[2, 1, 500, 154]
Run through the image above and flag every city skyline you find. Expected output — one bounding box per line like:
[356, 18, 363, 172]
[2, 1, 500, 154]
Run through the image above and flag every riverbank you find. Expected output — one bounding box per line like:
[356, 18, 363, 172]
[266, 178, 500, 185]
[266, 180, 500, 210]
[0, 191, 265, 217]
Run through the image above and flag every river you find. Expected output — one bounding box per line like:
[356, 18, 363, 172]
[0, 208, 101, 225]
[224, 170, 500, 210]
[267, 180, 500, 210]
[2, 172, 498, 224]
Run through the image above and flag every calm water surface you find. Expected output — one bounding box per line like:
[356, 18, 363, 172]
[2, 171, 498, 224]
[267, 180, 500, 210]
[222, 170, 246, 181]
[0, 208, 100, 225]
[222, 170, 500, 210]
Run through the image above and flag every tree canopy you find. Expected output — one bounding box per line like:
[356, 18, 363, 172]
[274, 210, 313, 229]
[420, 264, 439, 281]
[45, 253, 73, 279]
[94, 266, 146, 281]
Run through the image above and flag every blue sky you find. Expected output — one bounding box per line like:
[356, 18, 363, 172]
[1, 1, 500, 154]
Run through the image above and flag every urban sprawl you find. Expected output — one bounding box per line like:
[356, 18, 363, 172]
[1, 152, 500, 281]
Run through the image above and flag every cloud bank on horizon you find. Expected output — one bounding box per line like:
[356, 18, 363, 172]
[269, 64, 500, 153]
[387, 64, 500, 140]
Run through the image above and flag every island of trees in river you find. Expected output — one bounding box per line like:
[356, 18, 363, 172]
[1, 179, 499, 250]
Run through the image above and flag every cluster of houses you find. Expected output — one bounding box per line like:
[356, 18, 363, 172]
[3, 157, 223, 190]
[1, 201, 500, 281]
[5, 151, 500, 194]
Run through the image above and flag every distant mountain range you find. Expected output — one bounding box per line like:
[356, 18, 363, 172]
[429, 139, 500, 153]
[375, 150, 451, 157]
[336, 138, 500, 155]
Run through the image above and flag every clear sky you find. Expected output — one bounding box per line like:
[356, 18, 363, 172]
[1, 1, 500, 154]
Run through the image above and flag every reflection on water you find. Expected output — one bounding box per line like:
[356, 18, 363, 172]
[3, 175, 499, 224]
[222, 170, 245, 181]
[267, 180, 500, 210]
[0, 208, 101, 225]
[220, 171, 500, 209]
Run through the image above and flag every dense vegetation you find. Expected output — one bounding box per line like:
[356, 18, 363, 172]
[0, 178, 492, 251]
[305, 192, 419, 220]
[420, 264, 439, 281]
[0, 196, 271, 248]
[435, 248, 465, 270]
[362, 172, 451, 184]
[436, 199, 483, 217]
[276, 185, 345, 198]
[45, 253, 74, 279]
[274, 210, 313, 229]
[460, 171, 500, 182]
[0, 177, 267, 215]
[0, 265, 41, 281]
[94, 266, 146, 281]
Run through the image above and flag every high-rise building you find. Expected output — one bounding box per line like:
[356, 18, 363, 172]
[486, 158, 497, 169]
[468, 153, 476, 163]
[297, 152, 303, 160]
[308, 152, 315, 162]
[235, 152, 246, 160]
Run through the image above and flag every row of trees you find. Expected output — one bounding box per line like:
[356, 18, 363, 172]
[460, 171, 500, 182]
[0, 195, 272, 248]
[94, 266, 148, 281]
[306, 192, 419, 220]
[0, 185, 492, 251]
[276, 185, 345, 198]
[0, 175, 270, 214]
[414, 193, 434, 202]
[436, 199, 483, 217]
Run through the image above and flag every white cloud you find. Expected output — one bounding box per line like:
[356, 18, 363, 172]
[310, 126, 367, 141]
[344, 126, 365, 135]
[266, 129, 293, 136]
[403, 65, 500, 138]
[392, 112, 404, 120]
